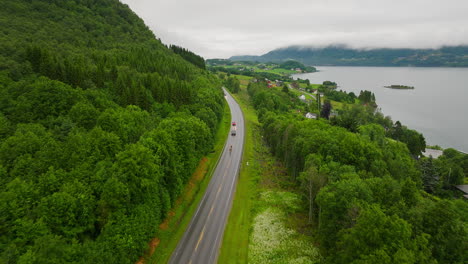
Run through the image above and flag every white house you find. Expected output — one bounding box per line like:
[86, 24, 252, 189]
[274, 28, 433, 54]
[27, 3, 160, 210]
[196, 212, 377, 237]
[299, 95, 306, 101]
[305, 112, 317, 119]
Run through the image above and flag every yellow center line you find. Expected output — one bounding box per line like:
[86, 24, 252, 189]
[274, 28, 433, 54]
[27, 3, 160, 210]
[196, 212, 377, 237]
[216, 184, 223, 197]
[223, 159, 232, 177]
[209, 205, 214, 217]
[224, 154, 232, 169]
[216, 158, 231, 198]
[195, 226, 206, 252]
[197, 148, 234, 254]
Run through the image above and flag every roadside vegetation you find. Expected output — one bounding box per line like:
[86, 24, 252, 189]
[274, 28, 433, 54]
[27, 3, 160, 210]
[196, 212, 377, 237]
[249, 191, 321, 264]
[218, 63, 467, 263]
[146, 103, 231, 264]
[207, 59, 316, 82]
[2, 1, 466, 263]
[0, 1, 225, 263]
[219, 75, 258, 263]
[219, 77, 322, 263]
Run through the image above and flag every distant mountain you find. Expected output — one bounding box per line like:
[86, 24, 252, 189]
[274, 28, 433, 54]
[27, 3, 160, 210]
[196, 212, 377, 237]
[230, 45, 468, 67]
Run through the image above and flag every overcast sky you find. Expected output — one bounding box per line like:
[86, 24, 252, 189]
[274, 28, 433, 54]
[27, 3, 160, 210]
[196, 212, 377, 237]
[120, 0, 468, 59]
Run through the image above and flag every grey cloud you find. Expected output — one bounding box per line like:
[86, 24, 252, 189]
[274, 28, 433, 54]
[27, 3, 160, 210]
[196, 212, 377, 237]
[121, 0, 468, 58]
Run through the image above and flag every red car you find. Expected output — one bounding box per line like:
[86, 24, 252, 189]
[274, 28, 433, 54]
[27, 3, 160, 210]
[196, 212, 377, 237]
[232, 122, 236, 126]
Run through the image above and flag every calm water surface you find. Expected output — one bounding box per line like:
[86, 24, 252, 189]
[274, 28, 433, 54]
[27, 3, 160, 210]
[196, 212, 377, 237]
[295, 67, 468, 153]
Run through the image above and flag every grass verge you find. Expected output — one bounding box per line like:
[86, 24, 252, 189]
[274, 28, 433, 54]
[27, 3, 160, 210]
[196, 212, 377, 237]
[218, 86, 261, 263]
[219, 83, 322, 264]
[143, 101, 231, 264]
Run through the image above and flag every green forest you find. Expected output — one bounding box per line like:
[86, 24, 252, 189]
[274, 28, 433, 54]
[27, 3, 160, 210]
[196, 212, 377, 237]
[206, 60, 317, 82]
[278, 60, 316, 72]
[2, 1, 467, 263]
[245, 80, 467, 263]
[0, 0, 224, 263]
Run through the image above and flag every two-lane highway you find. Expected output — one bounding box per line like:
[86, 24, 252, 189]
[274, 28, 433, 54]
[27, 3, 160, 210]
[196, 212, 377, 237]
[169, 88, 244, 264]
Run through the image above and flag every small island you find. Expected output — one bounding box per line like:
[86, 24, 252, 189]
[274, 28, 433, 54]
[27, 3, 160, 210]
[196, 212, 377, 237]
[384, 84, 415, 89]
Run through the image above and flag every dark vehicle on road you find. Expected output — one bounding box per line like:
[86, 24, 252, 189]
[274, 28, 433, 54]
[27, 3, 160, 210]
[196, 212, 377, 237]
[231, 129, 236, 136]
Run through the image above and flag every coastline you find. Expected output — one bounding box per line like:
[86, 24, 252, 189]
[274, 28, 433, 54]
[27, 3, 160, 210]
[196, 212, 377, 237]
[292, 66, 468, 153]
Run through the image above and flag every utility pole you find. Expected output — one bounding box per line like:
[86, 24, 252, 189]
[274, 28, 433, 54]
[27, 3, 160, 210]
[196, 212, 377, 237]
[317, 92, 321, 119]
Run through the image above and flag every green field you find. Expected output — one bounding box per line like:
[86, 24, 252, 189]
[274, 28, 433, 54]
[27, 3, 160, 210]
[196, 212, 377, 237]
[215, 63, 304, 77]
[287, 87, 316, 102]
[255, 68, 298, 75]
[230, 73, 350, 115]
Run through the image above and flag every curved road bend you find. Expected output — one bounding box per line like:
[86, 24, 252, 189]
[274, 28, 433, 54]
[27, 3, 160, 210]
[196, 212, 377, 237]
[169, 88, 245, 264]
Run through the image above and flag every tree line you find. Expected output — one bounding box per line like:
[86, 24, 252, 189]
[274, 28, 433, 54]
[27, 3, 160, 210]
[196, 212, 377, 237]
[246, 80, 467, 263]
[0, 0, 224, 263]
[169, 45, 206, 70]
[209, 66, 293, 82]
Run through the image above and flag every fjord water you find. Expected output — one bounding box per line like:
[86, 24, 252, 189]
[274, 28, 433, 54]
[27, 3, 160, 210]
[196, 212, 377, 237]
[295, 67, 468, 153]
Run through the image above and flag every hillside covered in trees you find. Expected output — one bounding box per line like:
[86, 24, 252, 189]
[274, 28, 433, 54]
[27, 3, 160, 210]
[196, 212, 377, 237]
[0, 0, 224, 263]
[230, 45, 468, 67]
[246, 80, 467, 263]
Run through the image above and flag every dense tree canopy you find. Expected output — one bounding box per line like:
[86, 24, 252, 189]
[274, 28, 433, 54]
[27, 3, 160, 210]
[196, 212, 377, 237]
[278, 60, 316, 72]
[0, 1, 225, 263]
[247, 80, 467, 263]
[225, 76, 240, 93]
[170, 45, 206, 70]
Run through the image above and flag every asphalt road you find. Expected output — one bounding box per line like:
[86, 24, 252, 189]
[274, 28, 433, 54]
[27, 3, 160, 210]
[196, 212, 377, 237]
[169, 88, 244, 264]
